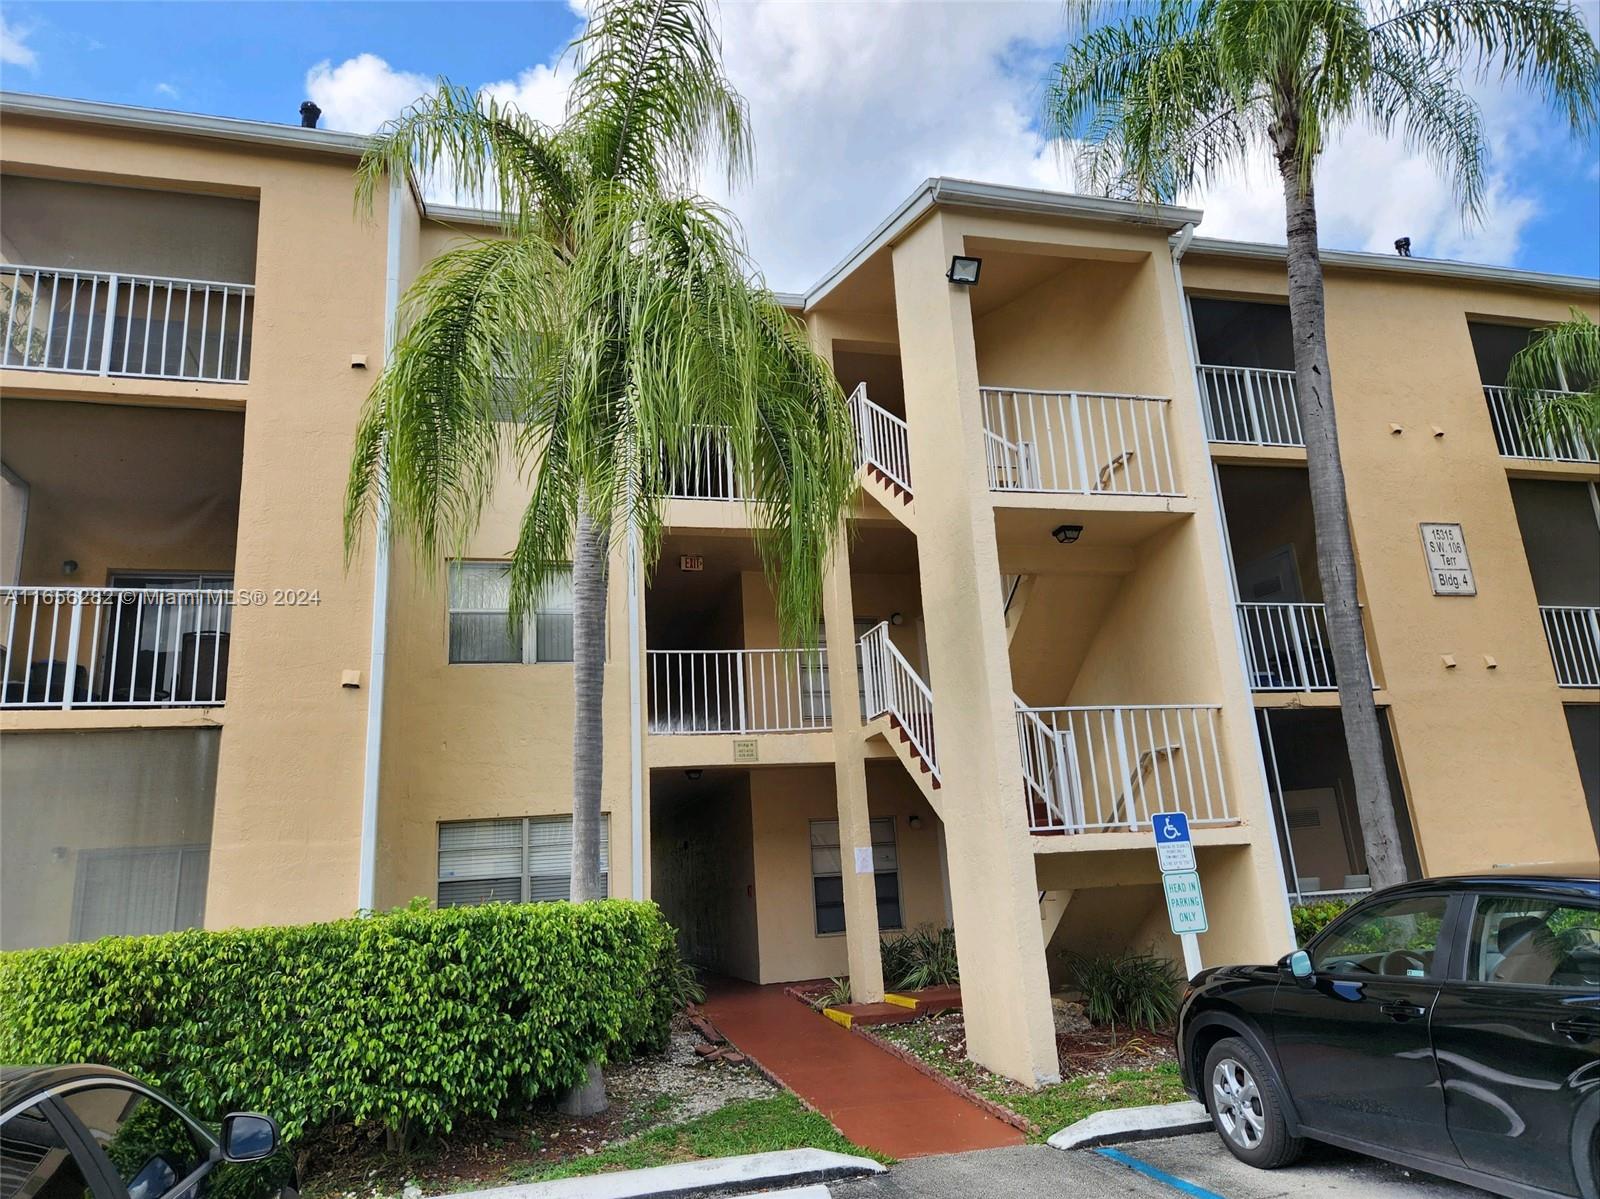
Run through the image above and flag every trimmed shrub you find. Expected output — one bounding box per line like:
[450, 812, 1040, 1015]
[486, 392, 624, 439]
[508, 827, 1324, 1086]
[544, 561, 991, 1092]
[0, 900, 677, 1147]
[1063, 949, 1182, 1031]
[1291, 898, 1356, 945]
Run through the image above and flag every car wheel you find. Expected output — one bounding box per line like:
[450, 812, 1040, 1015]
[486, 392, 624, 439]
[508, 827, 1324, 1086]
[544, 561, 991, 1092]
[1204, 1036, 1304, 1169]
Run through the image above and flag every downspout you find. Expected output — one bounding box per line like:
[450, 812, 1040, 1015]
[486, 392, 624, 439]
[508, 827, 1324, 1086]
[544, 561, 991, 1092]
[357, 172, 404, 913]
[628, 523, 645, 899]
[1169, 223, 1296, 943]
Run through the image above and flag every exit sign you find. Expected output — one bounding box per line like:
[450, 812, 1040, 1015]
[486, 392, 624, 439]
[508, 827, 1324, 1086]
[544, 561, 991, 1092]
[679, 554, 704, 572]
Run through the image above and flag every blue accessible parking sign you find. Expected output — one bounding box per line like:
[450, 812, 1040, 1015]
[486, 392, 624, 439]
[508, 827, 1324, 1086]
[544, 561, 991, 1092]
[1152, 811, 1195, 872]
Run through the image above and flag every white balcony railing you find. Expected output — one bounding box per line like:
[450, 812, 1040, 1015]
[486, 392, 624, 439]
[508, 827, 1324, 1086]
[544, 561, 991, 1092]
[858, 620, 938, 781]
[1483, 386, 1599, 463]
[849, 383, 913, 496]
[647, 648, 830, 733]
[2, 265, 254, 383]
[658, 426, 741, 501]
[2, 587, 232, 710]
[1237, 602, 1339, 691]
[1197, 365, 1302, 447]
[1541, 605, 1600, 687]
[980, 387, 1179, 496]
[1016, 702, 1232, 834]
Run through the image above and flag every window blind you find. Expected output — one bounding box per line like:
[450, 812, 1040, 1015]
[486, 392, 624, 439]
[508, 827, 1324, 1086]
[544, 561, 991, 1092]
[437, 815, 608, 906]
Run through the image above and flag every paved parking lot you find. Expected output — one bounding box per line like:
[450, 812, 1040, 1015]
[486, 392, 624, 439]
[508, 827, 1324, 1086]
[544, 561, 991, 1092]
[823, 1133, 1495, 1199]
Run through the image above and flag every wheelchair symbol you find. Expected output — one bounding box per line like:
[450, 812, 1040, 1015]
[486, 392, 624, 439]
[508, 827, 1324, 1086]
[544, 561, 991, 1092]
[1160, 818, 1180, 840]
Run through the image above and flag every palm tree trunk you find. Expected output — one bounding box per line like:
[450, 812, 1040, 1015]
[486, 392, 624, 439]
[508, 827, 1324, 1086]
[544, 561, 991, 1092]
[1277, 156, 1408, 891]
[569, 492, 610, 903]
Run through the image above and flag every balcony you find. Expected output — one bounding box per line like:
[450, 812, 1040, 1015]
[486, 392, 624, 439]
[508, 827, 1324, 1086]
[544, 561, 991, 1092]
[659, 427, 741, 501]
[1483, 386, 1598, 464]
[1238, 602, 1338, 691]
[648, 647, 830, 733]
[980, 388, 1178, 497]
[1541, 605, 1600, 688]
[1015, 702, 1232, 835]
[1, 586, 232, 711]
[1197, 365, 1302, 447]
[1, 265, 254, 384]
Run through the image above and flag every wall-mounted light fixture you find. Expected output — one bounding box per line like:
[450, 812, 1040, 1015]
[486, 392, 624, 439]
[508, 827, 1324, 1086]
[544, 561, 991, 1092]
[61, 559, 79, 576]
[1051, 524, 1083, 545]
[685, 769, 703, 781]
[946, 255, 982, 286]
[908, 813, 923, 830]
[889, 611, 905, 626]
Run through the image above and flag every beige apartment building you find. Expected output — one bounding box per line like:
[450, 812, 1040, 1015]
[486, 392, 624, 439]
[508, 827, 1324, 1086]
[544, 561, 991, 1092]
[1, 92, 1596, 1086]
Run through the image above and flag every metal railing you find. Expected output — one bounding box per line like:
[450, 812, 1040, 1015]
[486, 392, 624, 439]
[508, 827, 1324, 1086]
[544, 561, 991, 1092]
[1540, 605, 1600, 687]
[1483, 387, 1599, 463]
[979, 387, 1179, 496]
[849, 383, 913, 495]
[858, 620, 938, 781]
[2, 265, 254, 383]
[1237, 602, 1339, 691]
[659, 426, 741, 501]
[1015, 702, 1231, 834]
[1197, 365, 1302, 446]
[1, 586, 233, 710]
[647, 648, 830, 733]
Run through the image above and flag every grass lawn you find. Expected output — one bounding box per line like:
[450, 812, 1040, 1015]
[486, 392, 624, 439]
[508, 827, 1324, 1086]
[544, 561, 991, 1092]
[875, 1016, 1185, 1141]
[511, 1093, 891, 1182]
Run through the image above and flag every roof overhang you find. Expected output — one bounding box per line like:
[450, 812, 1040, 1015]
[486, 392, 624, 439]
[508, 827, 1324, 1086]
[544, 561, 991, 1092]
[1183, 235, 1600, 298]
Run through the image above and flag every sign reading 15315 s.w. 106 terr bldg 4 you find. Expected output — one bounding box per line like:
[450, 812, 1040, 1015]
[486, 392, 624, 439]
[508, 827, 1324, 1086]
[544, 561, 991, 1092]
[1419, 522, 1476, 596]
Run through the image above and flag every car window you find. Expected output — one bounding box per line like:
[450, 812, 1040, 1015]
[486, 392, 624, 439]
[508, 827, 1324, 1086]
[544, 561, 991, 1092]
[0, 1105, 99, 1199]
[1467, 896, 1600, 988]
[56, 1088, 209, 1199]
[1313, 893, 1449, 977]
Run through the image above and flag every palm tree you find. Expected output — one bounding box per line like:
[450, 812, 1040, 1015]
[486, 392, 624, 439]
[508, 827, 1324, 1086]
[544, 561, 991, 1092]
[1507, 308, 1600, 454]
[1047, 0, 1598, 889]
[345, 0, 855, 908]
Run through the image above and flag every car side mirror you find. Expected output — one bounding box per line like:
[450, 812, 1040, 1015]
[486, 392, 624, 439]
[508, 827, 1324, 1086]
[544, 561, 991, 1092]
[1288, 949, 1313, 980]
[221, 1113, 279, 1163]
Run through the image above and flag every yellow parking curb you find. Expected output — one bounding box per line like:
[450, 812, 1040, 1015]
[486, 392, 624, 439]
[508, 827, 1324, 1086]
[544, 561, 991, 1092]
[882, 993, 919, 1010]
[822, 1007, 853, 1029]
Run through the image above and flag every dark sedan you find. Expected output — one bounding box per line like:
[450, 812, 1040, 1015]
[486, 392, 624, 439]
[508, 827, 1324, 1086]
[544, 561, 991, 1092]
[1176, 868, 1600, 1199]
[0, 1065, 290, 1199]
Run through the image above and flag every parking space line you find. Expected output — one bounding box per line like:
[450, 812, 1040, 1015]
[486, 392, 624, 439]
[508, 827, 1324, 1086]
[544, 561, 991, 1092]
[1093, 1146, 1231, 1199]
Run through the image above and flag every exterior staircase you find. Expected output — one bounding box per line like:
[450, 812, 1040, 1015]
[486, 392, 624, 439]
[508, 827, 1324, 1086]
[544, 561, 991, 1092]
[850, 383, 916, 525]
[857, 620, 942, 809]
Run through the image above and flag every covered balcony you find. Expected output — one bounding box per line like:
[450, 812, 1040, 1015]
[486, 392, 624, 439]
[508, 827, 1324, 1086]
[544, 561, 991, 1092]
[1, 398, 242, 713]
[1510, 478, 1600, 688]
[1189, 297, 1303, 448]
[0, 175, 258, 385]
[1472, 320, 1598, 464]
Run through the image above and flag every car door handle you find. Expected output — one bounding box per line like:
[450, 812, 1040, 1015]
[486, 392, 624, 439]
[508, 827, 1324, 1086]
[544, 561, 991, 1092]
[1380, 1001, 1427, 1021]
[1553, 1018, 1600, 1042]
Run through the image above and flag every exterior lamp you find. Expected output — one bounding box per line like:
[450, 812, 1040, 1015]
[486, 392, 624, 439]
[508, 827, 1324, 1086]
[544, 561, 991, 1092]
[1052, 524, 1083, 545]
[684, 769, 702, 781]
[946, 255, 982, 285]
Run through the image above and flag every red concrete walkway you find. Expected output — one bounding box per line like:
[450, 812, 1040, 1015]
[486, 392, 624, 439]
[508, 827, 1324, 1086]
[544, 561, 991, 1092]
[700, 981, 1026, 1159]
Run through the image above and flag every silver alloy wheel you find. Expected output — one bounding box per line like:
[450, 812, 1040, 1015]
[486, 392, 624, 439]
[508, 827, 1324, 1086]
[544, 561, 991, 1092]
[1211, 1057, 1266, 1150]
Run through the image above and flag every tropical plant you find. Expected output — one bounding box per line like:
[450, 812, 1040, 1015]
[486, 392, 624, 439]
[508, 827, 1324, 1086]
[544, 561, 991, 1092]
[1507, 307, 1600, 451]
[1063, 948, 1182, 1032]
[345, 0, 857, 912]
[1291, 898, 1356, 944]
[879, 925, 960, 990]
[811, 976, 853, 1010]
[1046, 0, 1599, 888]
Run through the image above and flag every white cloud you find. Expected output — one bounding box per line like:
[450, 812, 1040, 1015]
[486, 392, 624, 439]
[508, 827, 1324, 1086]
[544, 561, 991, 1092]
[480, 63, 568, 128]
[1, 16, 38, 69]
[306, 53, 433, 134]
[154, 82, 180, 100]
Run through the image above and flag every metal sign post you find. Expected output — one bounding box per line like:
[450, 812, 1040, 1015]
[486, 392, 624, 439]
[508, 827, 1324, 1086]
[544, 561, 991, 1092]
[1153, 811, 1206, 979]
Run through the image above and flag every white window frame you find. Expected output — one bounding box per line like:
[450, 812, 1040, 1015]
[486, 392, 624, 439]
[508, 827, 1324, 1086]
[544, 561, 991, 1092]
[436, 814, 609, 906]
[809, 816, 902, 937]
[446, 560, 574, 664]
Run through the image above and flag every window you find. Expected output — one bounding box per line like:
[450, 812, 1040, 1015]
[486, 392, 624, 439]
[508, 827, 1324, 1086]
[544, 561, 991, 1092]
[447, 561, 574, 664]
[1467, 896, 1600, 989]
[0, 1106, 95, 1199]
[72, 846, 209, 942]
[810, 817, 901, 936]
[58, 1086, 209, 1199]
[1312, 893, 1448, 978]
[437, 815, 608, 906]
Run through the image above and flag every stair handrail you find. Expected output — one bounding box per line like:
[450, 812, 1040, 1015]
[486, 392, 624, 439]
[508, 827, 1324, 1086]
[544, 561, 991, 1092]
[848, 383, 914, 495]
[858, 620, 939, 780]
[1014, 699, 1076, 829]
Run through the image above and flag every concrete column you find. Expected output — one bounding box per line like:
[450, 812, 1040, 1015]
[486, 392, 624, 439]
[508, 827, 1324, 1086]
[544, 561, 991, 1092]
[889, 212, 1059, 1085]
[821, 537, 885, 1001]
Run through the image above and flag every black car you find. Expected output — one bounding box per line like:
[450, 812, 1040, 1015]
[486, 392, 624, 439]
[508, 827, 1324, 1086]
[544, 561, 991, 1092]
[1176, 868, 1600, 1199]
[0, 1066, 289, 1199]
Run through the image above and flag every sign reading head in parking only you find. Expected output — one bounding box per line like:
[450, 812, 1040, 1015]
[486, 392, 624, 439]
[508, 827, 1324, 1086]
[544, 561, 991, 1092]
[1152, 810, 1195, 872]
[1162, 871, 1209, 935]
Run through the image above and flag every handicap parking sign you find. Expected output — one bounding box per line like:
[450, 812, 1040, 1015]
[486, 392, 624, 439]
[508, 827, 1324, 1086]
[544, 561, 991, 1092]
[1151, 811, 1195, 872]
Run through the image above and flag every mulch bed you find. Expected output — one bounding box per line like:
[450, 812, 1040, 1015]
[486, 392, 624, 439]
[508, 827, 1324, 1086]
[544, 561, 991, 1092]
[897, 1008, 1176, 1082]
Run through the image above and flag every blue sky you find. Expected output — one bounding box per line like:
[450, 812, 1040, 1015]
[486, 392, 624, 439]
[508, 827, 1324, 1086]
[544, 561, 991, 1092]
[2, 1, 1596, 292]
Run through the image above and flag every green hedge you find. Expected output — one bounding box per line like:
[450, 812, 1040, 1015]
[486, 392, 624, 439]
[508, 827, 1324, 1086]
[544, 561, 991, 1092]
[1291, 898, 1356, 945]
[0, 900, 677, 1145]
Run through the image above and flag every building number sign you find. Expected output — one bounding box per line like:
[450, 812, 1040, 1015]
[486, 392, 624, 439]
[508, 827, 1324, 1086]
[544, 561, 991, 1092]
[1419, 522, 1476, 596]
